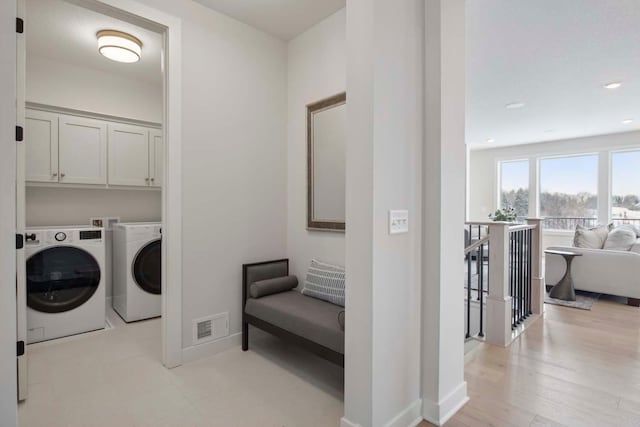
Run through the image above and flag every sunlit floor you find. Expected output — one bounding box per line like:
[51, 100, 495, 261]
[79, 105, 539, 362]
[423, 295, 640, 427]
[19, 307, 344, 427]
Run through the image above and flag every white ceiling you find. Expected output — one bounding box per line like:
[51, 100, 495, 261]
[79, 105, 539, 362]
[192, 0, 345, 41]
[467, 0, 640, 148]
[26, 0, 162, 85]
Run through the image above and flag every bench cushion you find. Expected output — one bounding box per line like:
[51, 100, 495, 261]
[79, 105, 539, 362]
[244, 290, 344, 354]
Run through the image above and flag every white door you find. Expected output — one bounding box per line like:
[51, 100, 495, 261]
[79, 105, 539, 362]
[59, 115, 107, 185]
[149, 129, 163, 187]
[25, 110, 58, 183]
[108, 123, 149, 186]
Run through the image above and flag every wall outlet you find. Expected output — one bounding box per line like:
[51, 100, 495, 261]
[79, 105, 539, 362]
[389, 210, 409, 234]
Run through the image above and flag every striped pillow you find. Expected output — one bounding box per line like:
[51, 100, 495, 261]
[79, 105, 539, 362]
[302, 259, 345, 307]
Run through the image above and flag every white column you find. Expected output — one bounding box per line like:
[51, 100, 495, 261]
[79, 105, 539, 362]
[528, 156, 538, 218]
[527, 218, 545, 315]
[421, 0, 468, 425]
[344, 0, 424, 426]
[485, 223, 513, 346]
[598, 151, 610, 224]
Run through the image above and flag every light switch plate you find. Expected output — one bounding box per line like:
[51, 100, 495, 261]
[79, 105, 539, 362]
[389, 210, 409, 234]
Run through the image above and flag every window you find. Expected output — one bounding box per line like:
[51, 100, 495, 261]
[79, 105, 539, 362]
[539, 154, 598, 230]
[611, 150, 640, 223]
[499, 160, 529, 218]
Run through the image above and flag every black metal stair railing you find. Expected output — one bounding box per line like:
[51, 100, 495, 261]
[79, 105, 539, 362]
[464, 225, 489, 340]
[508, 226, 533, 328]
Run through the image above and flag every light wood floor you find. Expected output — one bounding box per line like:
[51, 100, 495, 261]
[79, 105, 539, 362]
[422, 295, 640, 427]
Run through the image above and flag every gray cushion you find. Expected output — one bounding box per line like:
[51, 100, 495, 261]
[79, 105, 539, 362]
[301, 259, 345, 307]
[573, 224, 612, 249]
[244, 260, 288, 298]
[244, 291, 344, 353]
[604, 227, 637, 251]
[250, 276, 298, 298]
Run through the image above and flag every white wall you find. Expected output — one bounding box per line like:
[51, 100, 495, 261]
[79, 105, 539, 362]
[469, 131, 640, 248]
[344, 0, 424, 425]
[27, 55, 162, 123]
[25, 187, 161, 226]
[0, 0, 18, 423]
[128, 0, 288, 350]
[287, 9, 346, 281]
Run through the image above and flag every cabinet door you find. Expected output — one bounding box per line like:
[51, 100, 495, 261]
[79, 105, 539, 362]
[58, 115, 107, 185]
[149, 129, 163, 187]
[25, 110, 58, 183]
[108, 123, 150, 186]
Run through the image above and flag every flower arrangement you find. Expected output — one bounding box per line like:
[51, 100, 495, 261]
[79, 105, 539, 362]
[490, 206, 517, 222]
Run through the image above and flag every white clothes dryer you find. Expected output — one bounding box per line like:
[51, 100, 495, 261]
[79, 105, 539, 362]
[112, 223, 161, 322]
[25, 226, 106, 343]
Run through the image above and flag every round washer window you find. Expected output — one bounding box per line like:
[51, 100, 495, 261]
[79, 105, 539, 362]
[132, 239, 161, 295]
[27, 247, 101, 313]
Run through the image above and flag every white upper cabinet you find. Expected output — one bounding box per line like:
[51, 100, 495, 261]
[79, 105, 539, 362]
[25, 110, 58, 183]
[108, 123, 150, 186]
[149, 129, 163, 188]
[25, 108, 160, 189]
[58, 115, 107, 185]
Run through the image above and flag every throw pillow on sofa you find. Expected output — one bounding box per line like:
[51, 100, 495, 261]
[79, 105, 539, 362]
[604, 227, 637, 251]
[302, 259, 345, 307]
[573, 224, 612, 249]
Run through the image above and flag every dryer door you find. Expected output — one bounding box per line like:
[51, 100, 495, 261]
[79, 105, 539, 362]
[132, 239, 161, 295]
[27, 246, 101, 313]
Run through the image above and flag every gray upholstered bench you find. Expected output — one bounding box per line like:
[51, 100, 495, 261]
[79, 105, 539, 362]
[242, 259, 344, 366]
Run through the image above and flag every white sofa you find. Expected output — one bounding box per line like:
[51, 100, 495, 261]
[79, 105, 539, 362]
[546, 245, 640, 305]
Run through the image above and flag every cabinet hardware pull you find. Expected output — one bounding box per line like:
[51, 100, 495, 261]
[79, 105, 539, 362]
[52, 173, 58, 177]
[60, 173, 65, 178]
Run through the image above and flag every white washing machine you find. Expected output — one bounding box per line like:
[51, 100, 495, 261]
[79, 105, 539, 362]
[25, 226, 106, 343]
[113, 222, 162, 322]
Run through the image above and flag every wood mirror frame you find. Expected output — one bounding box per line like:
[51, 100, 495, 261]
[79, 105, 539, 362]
[307, 92, 346, 232]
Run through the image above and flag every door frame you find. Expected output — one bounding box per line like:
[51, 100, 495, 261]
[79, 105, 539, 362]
[1, 0, 18, 423]
[61, 0, 184, 368]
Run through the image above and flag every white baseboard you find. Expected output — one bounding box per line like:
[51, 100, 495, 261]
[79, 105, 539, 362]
[384, 398, 423, 427]
[422, 381, 468, 426]
[341, 399, 423, 427]
[181, 332, 241, 363]
[340, 417, 361, 427]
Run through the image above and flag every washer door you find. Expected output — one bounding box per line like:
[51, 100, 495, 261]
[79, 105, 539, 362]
[132, 239, 161, 295]
[27, 247, 101, 313]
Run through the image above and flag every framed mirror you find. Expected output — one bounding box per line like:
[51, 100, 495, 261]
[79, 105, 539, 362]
[307, 92, 346, 232]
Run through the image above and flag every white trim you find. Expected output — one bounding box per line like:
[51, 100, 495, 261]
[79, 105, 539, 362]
[422, 381, 468, 426]
[383, 398, 423, 427]
[1, 0, 18, 419]
[340, 417, 362, 427]
[26, 102, 161, 129]
[181, 333, 241, 364]
[89, 0, 183, 369]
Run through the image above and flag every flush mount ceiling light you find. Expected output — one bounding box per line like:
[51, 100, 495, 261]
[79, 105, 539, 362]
[505, 102, 525, 109]
[97, 30, 142, 63]
[622, 119, 634, 124]
[486, 138, 495, 143]
[604, 82, 622, 89]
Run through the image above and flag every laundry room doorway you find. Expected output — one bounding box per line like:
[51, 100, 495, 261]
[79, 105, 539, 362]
[14, 0, 183, 406]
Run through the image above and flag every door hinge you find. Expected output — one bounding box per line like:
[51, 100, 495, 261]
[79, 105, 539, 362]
[16, 126, 23, 142]
[17, 341, 24, 357]
[16, 234, 23, 250]
[16, 18, 24, 34]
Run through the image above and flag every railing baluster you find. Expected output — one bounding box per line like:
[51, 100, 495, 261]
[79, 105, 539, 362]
[466, 250, 472, 339]
[478, 242, 484, 337]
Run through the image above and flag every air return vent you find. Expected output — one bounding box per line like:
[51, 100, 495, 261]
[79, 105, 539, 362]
[192, 312, 229, 345]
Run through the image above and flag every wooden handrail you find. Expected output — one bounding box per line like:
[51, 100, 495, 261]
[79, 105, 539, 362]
[464, 236, 490, 255]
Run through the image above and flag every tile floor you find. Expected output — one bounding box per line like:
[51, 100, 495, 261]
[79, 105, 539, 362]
[19, 308, 344, 427]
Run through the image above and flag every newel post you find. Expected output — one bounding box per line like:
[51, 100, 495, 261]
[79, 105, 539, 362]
[486, 222, 512, 346]
[527, 218, 545, 315]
